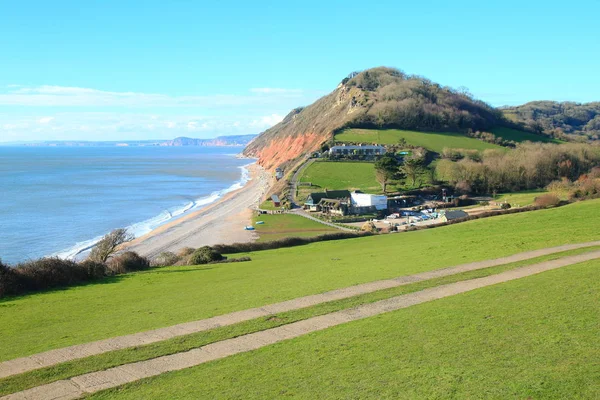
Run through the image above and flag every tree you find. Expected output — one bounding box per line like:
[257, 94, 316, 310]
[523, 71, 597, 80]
[374, 154, 399, 193]
[401, 158, 424, 187]
[89, 228, 134, 263]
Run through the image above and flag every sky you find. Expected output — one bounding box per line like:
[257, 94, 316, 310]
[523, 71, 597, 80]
[1, 0, 599, 142]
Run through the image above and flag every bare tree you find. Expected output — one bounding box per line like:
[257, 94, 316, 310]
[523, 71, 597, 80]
[89, 229, 134, 263]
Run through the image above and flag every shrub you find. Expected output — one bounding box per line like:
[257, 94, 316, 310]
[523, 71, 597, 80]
[360, 221, 378, 233]
[177, 247, 195, 258]
[500, 202, 512, 210]
[151, 252, 180, 267]
[0, 260, 18, 297]
[107, 252, 150, 275]
[89, 229, 134, 263]
[534, 193, 561, 208]
[188, 247, 224, 265]
[79, 259, 107, 279]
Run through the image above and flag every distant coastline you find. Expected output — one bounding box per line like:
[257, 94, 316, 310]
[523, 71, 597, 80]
[0, 134, 257, 148]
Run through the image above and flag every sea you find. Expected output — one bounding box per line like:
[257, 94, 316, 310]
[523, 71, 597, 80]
[0, 146, 252, 265]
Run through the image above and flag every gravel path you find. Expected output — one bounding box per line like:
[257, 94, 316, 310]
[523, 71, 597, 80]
[3, 249, 599, 400]
[1, 241, 599, 381]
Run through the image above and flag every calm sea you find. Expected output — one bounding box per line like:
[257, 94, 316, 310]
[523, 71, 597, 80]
[0, 146, 251, 264]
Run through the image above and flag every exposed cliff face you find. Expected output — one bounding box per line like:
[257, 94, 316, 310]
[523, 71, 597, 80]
[243, 85, 368, 170]
[244, 67, 503, 169]
[161, 135, 256, 147]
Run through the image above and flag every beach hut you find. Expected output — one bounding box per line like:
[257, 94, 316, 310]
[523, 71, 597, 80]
[271, 194, 281, 207]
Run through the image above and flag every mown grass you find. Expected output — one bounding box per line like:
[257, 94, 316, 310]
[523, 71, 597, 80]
[495, 189, 549, 206]
[90, 259, 600, 400]
[2, 246, 598, 396]
[298, 161, 381, 193]
[335, 128, 503, 152]
[0, 199, 598, 362]
[251, 213, 337, 242]
[491, 127, 562, 143]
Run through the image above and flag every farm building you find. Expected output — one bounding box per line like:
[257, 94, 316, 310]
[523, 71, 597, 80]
[328, 145, 386, 157]
[304, 190, 351, 213]
[317, 198, 348, 216]
[440, 210, 468, 222]
[350, 191, 388, 213]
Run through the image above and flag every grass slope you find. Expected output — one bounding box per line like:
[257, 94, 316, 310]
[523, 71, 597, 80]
[252, 214, 337, 242]
[0, 199, 599, 361]
[299, 161, 381, 193]
[491, 127, 562, 143]
[3, 246, 599, 396]
[335, 128, 503, 152]
[91, 260, 600, 399]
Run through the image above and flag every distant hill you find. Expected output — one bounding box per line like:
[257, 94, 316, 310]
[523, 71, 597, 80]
[243, 67, 508, 170]
[501, 101, 600, 140]
[6, 134, 256, 147]
[160, 135, 256, 147]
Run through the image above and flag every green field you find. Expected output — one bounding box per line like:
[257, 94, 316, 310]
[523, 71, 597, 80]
[492, 127, 562, 143]
[90, 259, 600, 399]
[1, 199, 599, 362]
[335, 128, 503, 153]
[299, 161, 381, 193]
[252, 213, 337, 242]
[495, 190, 549, 206]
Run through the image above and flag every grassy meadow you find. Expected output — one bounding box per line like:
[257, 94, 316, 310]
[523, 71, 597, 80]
[335, 128, 503, 153]
[90, 259, 600, 399]
[3, 246, 599, 396]
[491, 127, 562, 143]
[298, 160, 381, 193]
[252, 213, 337, 242]
[0, 199, 598, 362]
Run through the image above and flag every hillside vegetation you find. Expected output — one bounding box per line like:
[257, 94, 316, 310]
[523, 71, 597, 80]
[1, 199, 599, 362]
[502, 101, 600, 140]
[244, 67, 508, 169]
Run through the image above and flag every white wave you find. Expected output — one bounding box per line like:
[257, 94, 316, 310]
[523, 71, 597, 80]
[53, 162, 255, 260]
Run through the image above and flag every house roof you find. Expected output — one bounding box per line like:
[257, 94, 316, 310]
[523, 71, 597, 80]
[325, 190, 351, 199]
[305, 192, 327, 205]
[271, 194, 280, 202]
[318, 199, 345, 208]
[443, 210, 469, 220]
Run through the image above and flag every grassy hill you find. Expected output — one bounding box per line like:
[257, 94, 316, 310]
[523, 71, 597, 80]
[243, 67, 506, 169]
[89, 259, 600, 399]
[502, 101, 600, 140]
[1, 199, 599, 362]
[335, 128, 503, 152]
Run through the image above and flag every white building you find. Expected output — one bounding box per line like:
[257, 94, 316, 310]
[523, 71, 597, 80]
[351, 191, 388, 211]
[329, 145, 386, 156]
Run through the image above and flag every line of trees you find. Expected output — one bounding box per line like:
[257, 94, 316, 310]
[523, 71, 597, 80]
[436, 143, 600, 194]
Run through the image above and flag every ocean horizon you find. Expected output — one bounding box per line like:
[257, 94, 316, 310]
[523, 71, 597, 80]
[0, 146, 253, 265]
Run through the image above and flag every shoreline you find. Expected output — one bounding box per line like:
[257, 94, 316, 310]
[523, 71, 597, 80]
[123, 163, 271, 259]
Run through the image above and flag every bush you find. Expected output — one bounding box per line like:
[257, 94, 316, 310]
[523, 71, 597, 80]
[188, 247, 225, 265]
[107, 252, 150, 274]
[500, 202, 512, 210]
[177, 247, 196, 258]
[151, 252, 180, 267]
[0, 260, 18, 297]
[79, 259, 107, 279]
[534, 193, 561, 207]
[360, 221, 378, 233]
[89, 229, 134, 263]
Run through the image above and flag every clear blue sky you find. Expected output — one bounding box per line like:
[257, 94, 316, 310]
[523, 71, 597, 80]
[1, 0, 599, 141]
